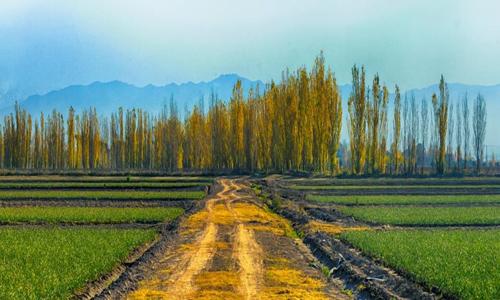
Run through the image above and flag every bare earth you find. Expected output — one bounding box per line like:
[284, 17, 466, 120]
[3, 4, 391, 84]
[127, 179, 347, 299]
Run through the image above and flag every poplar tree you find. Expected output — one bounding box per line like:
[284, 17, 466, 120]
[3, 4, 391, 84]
[348, 65, 367, 175]
[392, 85, 401, 174]
[462, 93, 470, 172]
[432, 75, 449, 175]
[473, 93, 486, 174]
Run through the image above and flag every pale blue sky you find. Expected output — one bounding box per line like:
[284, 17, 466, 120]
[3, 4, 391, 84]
[1, 0, 500, 96]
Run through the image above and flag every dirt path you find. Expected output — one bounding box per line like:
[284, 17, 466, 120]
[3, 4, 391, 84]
[127, 179, 346, 299]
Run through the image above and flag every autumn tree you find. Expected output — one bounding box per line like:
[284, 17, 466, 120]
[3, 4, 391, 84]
[432, 76, 449, 175]
[391, 85, 402, 174]
[348, 65, 367, 175]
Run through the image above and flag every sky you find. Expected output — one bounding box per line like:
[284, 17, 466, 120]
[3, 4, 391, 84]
[1, 0, 500, 97]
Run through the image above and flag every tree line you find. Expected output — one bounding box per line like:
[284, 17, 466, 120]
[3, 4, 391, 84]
[0, 54, 489, 175]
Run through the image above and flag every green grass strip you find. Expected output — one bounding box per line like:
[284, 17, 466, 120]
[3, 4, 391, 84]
[0, 207, 184, 224]
[0, 227, 157, 299]
[0, 176, 213, 182]
[338, 206, 500, 225]
[342, 229, 500, 300]
[0, 190, 205, 200]
[285, 177, 500, 184]
[307, 194, 500, 205]
[0, 181, 207, 189]
[293, 184, 500, 190]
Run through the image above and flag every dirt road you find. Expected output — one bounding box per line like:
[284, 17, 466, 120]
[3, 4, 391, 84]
[127, 179, 346, 299]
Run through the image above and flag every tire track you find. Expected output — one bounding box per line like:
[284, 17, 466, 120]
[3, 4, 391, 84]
[225, 180, 264, 300]
[234, 223, 263, 300]
[163, 221, 218, 299]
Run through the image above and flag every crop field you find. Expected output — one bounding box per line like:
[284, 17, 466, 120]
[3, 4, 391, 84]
[268, 176, 500, 299]
[0, 181, 208, 189]
[293, 184, 500, 190]
[0, 189, 205, 200]
[0, 175, 207, 299]
[307, 194, 500, 205]
[0, 206, 184, 224]
[3, 175, 498, 299]
[0, 227, 157, 300]
[338, 205, 500, 225]
[0, 175, 213, 183]
[284, 176, 500, 185]
[342, 229, 500, 300]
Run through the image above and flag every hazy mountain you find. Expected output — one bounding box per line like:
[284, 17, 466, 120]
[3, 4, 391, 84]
[3, 74, 264, 117]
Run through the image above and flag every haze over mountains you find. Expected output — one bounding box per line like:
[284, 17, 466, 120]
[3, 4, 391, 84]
[1, 74, 499, 146]
[0, 74, 265, 117]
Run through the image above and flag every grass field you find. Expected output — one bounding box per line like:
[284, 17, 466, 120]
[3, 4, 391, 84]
[0, 176, 213, 182]
[292, 184, 500, 190]
[0, 190, 205, 200]
[285, 177, 500, 185]
[0, 207, 184, 224]
[0, 181, 207, 189]
[338, 206, 500, 225]
[342, 229, 500, 300]
[0, 227, 157, 300]
[307, 194, 500, 205]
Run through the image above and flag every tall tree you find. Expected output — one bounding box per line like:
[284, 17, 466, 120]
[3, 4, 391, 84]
[447, 103, 454, 170]
[392, 85, 402, 175]
[432, 76, 449, 175]
[67, 107, 75, 168]
[348, 65, 367, 175]
[462, 93, 470, 172]
[455, 100, 462, 171]
[473, 93, 487, 174]
[230, 80, 246, 170]
[420, 97, 428, 174]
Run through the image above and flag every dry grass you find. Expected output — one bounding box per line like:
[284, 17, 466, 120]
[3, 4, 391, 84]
[305, 220, 370, 235]
[185, 201, 296, 237]
[262, 268, 329, 300]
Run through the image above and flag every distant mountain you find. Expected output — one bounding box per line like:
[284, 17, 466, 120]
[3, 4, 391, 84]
[2, 74, 264, 117]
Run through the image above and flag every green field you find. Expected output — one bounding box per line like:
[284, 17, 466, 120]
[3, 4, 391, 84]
[0, 207, 184, 224]
[0, 227, 157, 299]
[342, 229, 500, 300]
[338, 206, 500, 225]
[0, 190, 205, 200]
[285, 177, 500, 185]
[307, 194, 500, 205]
[292, 184, 500, 190]
[0, 176, 213, 183]
[0, 181, 207, 189]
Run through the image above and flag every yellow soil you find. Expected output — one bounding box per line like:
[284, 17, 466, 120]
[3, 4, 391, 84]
[306, 220, 370, 235]
[127, 179, 341, 299]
